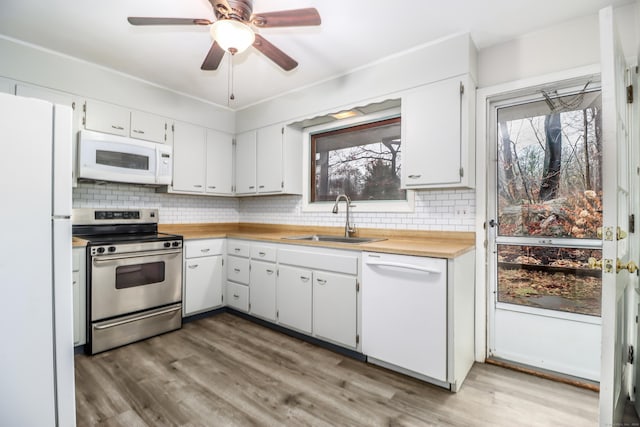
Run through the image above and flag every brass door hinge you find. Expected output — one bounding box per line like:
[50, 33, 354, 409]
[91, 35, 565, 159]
[627, 85, 634, 103]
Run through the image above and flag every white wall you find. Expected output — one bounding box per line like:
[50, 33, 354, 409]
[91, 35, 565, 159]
[477, 3, 639, 88]
[0, 36, 235, 132]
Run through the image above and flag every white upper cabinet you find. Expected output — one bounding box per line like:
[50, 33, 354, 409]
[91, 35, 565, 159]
[130, 110, 167, 143]
[235, 123, 302, 196]
[206, 129, 234, 195]
[235, 130, 257, 195]
[401, 74, 475, 189]
[83, 99, 130, 137]
[0, 77, 15, 94]
[172, 120, 206, 193]
[256, 124, 283, 193]
[83, 99, 168, 143]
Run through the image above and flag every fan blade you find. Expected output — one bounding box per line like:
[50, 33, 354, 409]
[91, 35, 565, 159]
[201, 42, 226, 70]
[251, 8, 321, 28]
[128, 17, 212, 26]
[253, 34, 298, 71]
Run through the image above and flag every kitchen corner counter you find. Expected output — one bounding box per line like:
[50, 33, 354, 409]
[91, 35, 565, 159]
[159, 223, 475, 259]
[73, 237, 88, 247]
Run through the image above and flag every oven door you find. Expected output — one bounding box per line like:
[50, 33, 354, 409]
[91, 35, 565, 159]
[90, 248, 182, 321]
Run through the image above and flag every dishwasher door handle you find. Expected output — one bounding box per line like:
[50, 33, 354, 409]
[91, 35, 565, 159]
[365, 259, 441, 274]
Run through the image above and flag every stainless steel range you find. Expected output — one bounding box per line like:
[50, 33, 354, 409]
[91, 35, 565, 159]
[72, 208, 183, 354]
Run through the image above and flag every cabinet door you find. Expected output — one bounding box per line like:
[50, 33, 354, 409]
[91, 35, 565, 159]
[277, 265, 312, 334]
[249, 260, 277, 321]
[184, 255, 223, 315]
[206, 129, 234, 195]
[130, 110, 167, 143]
[226, 282, 249, 312]
[235, 130, 256, 194]
[84, 99, 129, 136]
[402, 77, 463, 187]
[172, 121, 206, 193]
[313, 271, 357, 348]
[256, 124, 283, 193]
[227, 255, 250, 284]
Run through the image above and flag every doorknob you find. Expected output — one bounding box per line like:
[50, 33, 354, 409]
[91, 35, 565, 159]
[617, 227, 628, 240]
[617, 259, 638, 274]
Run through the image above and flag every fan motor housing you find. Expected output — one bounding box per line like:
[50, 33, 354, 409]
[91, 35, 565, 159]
[214, 0, 253, 22]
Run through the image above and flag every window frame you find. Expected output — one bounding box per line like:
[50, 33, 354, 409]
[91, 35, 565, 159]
[301, 107, 415, 213]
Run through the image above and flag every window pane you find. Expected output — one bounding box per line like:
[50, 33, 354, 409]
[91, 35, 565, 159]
[496, 91, 602, 238]
[116, 262, 165, 289]
[311, 117, 405, 202]
[497, 244, 601, 316]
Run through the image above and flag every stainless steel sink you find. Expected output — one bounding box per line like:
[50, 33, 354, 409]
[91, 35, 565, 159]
[282, 234, 386, 244]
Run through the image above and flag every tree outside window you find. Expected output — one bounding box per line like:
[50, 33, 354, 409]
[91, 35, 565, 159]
[311, 117, 405, 202]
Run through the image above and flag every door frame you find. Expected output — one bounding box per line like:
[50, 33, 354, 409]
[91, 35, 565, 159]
[474, 64, 602, 362]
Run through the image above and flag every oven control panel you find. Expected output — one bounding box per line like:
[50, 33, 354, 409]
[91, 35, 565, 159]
[90, 240, 182, 256]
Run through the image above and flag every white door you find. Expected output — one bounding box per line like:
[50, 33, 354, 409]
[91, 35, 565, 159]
[488, 81, 603, 381]
[249, 260, 277, 321]
[599, 6, 632, 425]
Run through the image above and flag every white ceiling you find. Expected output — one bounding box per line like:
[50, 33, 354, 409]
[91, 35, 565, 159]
[0, 0, 633, 110]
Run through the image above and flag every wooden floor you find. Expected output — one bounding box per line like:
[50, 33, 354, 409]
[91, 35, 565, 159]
[75, 312, 604, 426]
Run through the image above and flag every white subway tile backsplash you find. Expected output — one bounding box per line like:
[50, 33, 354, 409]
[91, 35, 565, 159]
[73, 184, 475, 231]
[72, 182, 239, 224]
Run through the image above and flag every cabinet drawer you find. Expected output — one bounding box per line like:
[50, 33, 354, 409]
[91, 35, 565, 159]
[279, 248, 358, 275]
[251, 245, 276, 262]
[185, 239, 225, 258]
[226, 282, 249, 312]
[227, 255, 250, 284]
[72, 249, 82, 271]
[227, 240, 250, 257]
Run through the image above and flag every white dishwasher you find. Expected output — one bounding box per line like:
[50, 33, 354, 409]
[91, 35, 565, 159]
[362, 251, 448, 383]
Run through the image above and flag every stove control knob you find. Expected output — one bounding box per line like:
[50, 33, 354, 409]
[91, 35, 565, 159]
[164, 242, 171, 248]
[108, 246, 116, 253]
[96, 247, 105, 254]
[172, 241, 181, 247]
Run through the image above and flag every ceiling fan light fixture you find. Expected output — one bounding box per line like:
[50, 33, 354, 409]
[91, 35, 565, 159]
[210, 19, 255, 54]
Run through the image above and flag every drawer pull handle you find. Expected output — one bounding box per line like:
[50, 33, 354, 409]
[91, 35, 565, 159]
[316, 278, 327, 285]
[258, 251, 266, 257]
[266, 269, 274, 275]
[200, 248, 210, 253]
[132, 129, 145, 134]
[408, 174, 422, 179]
[300, 276, 310, 282]
[233, 294, 240, 299]
[208, 186, 216, 189]
[72, 280, 77, 285]
[234, 248, 241, 252]
[259, 185, 265, 189]
[188, 264, 198, 269]
[111, 125, 124, 130]
[194, 184, 203, 188]
[249, 186, 255, 189]
[234, 268, 241, 273]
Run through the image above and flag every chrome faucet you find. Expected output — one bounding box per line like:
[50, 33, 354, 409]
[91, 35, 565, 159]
[332, 194, 356, 238]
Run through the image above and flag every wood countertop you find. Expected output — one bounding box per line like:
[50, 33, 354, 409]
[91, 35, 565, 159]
[159, 223, 475, 259]
[73, 236, 88, 247]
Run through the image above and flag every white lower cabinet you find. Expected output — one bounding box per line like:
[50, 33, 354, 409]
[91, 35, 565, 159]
[72, 247, 86, 346]
[276, 265, 312, 334]
[183, 239, 224, 316]
[249, 260, 277, 321]
[313, 271, 358, 348]
[226, 282, 249, 311]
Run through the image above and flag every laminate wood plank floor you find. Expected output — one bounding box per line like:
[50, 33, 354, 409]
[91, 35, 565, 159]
[75, 312, 603, 426]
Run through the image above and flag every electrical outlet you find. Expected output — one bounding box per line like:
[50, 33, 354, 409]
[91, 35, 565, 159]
[454, 208, 470, 218]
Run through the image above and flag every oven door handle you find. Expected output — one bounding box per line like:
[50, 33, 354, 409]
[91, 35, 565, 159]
[93, 305, 181, 330]
[92, 249, 182, 264]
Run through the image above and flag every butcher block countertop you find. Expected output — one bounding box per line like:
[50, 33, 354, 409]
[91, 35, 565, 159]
[158, 223, 475, 259]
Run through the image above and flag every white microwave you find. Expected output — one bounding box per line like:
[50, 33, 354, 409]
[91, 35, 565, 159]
[78, 130, 172, 185]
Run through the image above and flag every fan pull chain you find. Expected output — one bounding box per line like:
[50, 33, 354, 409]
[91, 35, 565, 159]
[228, 48, 237, 105]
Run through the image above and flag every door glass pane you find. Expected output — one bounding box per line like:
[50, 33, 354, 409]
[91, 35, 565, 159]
[497, 91, 603, 238]
[96, 149, 150, 171]
[497, 244, 601, 316]
[116, 262, 165, 289]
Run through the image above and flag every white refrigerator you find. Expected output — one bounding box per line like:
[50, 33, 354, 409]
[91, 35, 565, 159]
[0, 92, 76, 426]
